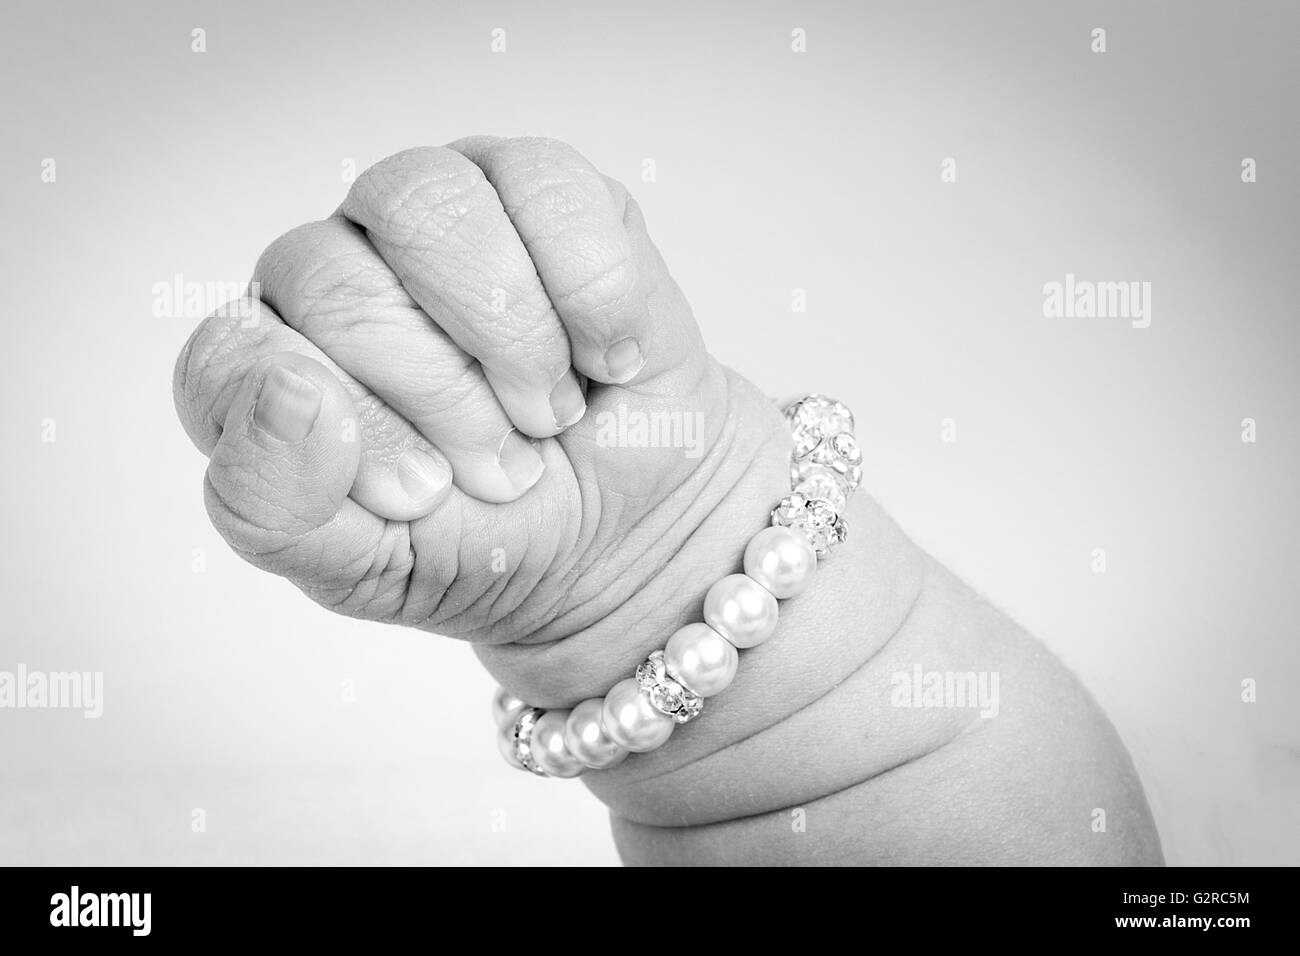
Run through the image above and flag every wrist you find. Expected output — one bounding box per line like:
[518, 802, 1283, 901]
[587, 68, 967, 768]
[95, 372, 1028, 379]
[480, 377, 928, 810]
[583, 488, 927, 825]
[474, 362, 799, 704]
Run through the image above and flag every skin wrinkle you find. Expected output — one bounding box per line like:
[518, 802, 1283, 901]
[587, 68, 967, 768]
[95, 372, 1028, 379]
[610, 581, 1163, 858]
[504, 438, 730, 652]
[476, 349, 723, 647]
[629, 677, 1155, 865]
[508, 366, 766, 650]
[478, 500, 556, 630]
[627, 668, 992, 832]
[182, 303, 254, 450]
[348, 160, 515, 315]
[263, 238, 348, 315]
[430, 534, 503, 629]
[549, 249, 634, 313]
[456, 138, 635, 335]
[630, 733, 966, 836]
[316, 312, 486, 425]
[203, 475, 298, 561]
[298, 266, 409, 318]
[504, 176, 586, 216]
[398, 511, 453, 629]
[384, 216, 570, 377]
[282, 516, 366, 589]
[350, 153, 486, 245]
[579, 499, 937, 823]
[478, 379, 793, 710]
[562, 415, 735, 616]
[343, 523, 413, 618]
[407, 505, 466, 631]
[312, 537, 381, 602]
[486, 473, 592, 640]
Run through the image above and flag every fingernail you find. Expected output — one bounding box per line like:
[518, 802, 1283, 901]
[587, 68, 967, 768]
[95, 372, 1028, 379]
[253, 365, 322, 442]
[397, 447, 451, 503]
[604, 337, 644, 383]
[498, 430, 544, 493]
[550, 371, 586, 428]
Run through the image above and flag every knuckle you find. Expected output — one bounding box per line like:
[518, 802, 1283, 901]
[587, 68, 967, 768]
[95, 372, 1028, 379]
[547, 235, 635, 316]
[203, 466, 300, 558]
[306, 524, 414, 620]
[601, 174, 631, 214]
[346, 146, 492, 244]
[256, 219, 411, 322]
[351, 389, 413, 447]
[205, 442, 337, 559]
[419, 363, 502, 425]
[484, 136, 563, 182]
[483, 140, 635, 318]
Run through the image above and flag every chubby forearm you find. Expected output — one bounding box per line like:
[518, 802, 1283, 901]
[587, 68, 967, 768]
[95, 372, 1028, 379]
[586, 496, 1164, 866]
[471, 373, 1161, 865]
[171, 135, 1161, 866]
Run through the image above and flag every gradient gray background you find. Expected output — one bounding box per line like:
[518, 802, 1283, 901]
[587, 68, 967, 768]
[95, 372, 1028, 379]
[2, 0, 1297, 865]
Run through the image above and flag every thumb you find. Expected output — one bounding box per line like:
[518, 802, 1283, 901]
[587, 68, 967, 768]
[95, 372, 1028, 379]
[204, 352, 374, 584]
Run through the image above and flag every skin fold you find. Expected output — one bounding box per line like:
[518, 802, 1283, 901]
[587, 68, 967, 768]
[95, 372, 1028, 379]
[173, 136, 1163, 866]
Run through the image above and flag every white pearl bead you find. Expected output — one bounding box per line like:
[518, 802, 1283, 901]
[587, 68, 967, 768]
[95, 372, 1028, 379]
[491, 687, 527, 728]
[528, 710, 586, 778]
[703, 573, 779, 648]
[564, 698, 628, 769]
[600, 678, 674, 752]
[743, 525, 817, 599]
[664, 623, 739, 696]
[496, 716, 524, 768]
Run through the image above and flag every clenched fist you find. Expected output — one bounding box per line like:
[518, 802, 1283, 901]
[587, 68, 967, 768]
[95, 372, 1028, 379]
[174, 136, 1161, 865]
[175, 137, 787, 650]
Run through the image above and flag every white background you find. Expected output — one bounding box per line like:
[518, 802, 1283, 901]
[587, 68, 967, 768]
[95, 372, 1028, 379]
[2, 0, 1297, 865]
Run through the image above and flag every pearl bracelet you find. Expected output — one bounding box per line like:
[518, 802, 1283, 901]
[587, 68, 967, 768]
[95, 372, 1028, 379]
[491, 394, 862, 778]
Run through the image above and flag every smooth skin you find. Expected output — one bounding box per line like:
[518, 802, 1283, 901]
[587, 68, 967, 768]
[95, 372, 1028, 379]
[173, 136, 1162, 865]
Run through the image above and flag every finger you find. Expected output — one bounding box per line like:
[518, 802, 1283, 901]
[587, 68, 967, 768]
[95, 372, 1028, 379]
[253, 218, 544, 504]
[206, 352, 369, 576]
[450, 135, 704, 386]
[174, 297, 452, 520]
[205, 352, 424, 623]
[340, 146, 585, 439]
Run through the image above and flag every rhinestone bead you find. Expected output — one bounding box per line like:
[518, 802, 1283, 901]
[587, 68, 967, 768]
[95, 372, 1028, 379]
[785, 394, 856, 458]
[792, 432, 862, 493]
[635, 650, 704, 724]
[771, 492, 848, 556]
[791, 465, 851, 513]
[498, 706, 548, 776]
